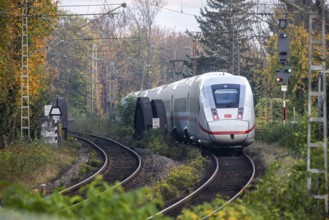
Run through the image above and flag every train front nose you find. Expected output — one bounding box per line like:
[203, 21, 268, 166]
[208, 120, 251, 144]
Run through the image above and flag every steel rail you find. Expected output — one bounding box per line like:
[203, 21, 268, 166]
[58, 135, 108, 195]
[148, 153, 220, 219]
[201, 153, 256, 219]
[60, 131, 142, 210]
[68, 130, 142, 188]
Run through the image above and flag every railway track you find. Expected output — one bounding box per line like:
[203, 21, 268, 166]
[59, 133, 254, 218]
[61, 131, 142, 194]
[57, 135, 108, 195]
[199, 150, 255, 218]
[151, 149, 255, 219]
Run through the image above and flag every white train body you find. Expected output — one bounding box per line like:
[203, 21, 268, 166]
[138, 72, 255, 148]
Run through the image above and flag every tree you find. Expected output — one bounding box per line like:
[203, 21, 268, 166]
[47, 13, 95, 117]
[0, 0, 57, 144]
[127, 0, 167, 89]
[195, 0, 257, 75]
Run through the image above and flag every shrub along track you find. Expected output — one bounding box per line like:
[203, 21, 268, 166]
[60, 131, 142, 195]
[150, 148, 255, 219]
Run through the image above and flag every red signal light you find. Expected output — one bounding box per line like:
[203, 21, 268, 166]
[276, 77, 283, 83]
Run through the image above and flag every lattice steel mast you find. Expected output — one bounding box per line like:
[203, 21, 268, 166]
[91, 43, 98, 115]
[307, 0, 328, 213]
[21, 0, 30, 140]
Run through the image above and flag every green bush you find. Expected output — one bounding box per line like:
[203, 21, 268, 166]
[88, 158, 103, 167]
[166, 165, 199, 191]
[0, 176, 168, 220]
[134, 129, 192, 161]
[87, 150, 103, 168]
[116, 95, 137, 127]
[154, 181, 179, 201]
[146, 163, 203, 206]
[113, 124, 135, 140]
[189, 156, 209, 171]
[78, 164, 92, 176]
[256, 122, 288, 143]
[256, 116, 308, 157]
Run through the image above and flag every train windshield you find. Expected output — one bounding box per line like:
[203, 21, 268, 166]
[211, 84, 240, 108]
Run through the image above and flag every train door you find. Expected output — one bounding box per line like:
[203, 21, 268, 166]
[185, 92, 190, 141]
[170, 95, 174, 131]
[186, 92, 190, 129]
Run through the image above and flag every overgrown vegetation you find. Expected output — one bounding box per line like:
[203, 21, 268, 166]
[0, 176, 168, 220]
[0, 140, 79, 189]
[256, 114, 311, 159]
[134, 129, 188, 160]
[144, 162, 203, 204]
[132, 128, 210, 206]
[1, 125, 324, 219]
[70, 95, 137, 142]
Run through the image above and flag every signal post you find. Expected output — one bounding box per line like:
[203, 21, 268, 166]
[281, 85, 287, 126]
[275, 18, 291, 126]
[49, 105, 62, 146]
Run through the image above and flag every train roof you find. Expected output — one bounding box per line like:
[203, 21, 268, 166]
[186, 72, 249, 86]
[126, 72, 249, 99]
[168, 72, 234, 86]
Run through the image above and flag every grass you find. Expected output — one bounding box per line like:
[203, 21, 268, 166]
[245, 140, 296, 172]
[0, 139, 80, 189]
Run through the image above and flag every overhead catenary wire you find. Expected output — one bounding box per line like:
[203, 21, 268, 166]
[58, 36, 139, 41]
[0, 2, 126, 18]
[58, 3, 122, 8]
[0, 1, 307, 20]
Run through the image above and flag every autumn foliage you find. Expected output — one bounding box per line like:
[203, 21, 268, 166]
[0, 0, 57, 145]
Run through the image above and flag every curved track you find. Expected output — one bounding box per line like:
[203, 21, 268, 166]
[200, 150, 255, 219]
[67, 131, 142, 190]
[62, 132, 254, 218]
[150, 149, 255, 218]
[58, 135, 108, 195]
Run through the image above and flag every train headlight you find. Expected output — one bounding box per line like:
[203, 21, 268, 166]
[237, 108, 244, 120]
[211, 108, 219, 121]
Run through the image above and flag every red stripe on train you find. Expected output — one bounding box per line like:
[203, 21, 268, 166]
[199, 123, 255, 135]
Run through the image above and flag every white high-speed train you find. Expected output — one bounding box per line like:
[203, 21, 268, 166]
[133, 72, 255, 148]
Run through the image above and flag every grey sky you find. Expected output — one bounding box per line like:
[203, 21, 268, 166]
[59, 0, 204, 32]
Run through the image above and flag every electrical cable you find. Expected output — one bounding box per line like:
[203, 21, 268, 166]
[58, 3, 122, 8]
